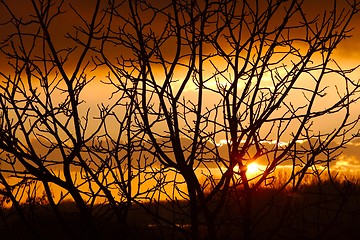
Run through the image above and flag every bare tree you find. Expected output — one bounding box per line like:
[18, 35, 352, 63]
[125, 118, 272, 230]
[97, 0, 360, 239]
[0, 0, 133, 239]
[1, 0, 360, 240]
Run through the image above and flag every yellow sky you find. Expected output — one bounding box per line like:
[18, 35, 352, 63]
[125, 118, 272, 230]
[1, 0, 360, 170]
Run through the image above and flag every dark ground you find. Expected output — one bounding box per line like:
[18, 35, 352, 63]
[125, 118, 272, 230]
[1, 180, 360, 240]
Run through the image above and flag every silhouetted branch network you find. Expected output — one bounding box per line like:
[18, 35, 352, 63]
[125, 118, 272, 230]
[1, 0, 360, 239]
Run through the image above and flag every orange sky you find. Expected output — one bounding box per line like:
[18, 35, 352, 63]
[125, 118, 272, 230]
[1, 0, 360, 169]
[1, 0, 360, 67]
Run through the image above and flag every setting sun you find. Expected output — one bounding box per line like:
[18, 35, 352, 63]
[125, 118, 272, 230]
[247, 163, 263, 175]
[232, 163, 263, 176]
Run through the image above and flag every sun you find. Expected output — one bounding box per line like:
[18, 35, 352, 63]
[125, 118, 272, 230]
[247, 163, 261, 175]
[232, 163, 262, 175]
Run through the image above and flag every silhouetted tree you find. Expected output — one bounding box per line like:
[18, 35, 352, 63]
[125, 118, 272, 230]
[96, 0, 360, 239]
[1, 0, 360, 240]
[0, 0, 138, 239]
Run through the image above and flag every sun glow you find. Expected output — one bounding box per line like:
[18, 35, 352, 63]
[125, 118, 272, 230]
[232, 162, 263, 176]
[247, 163, 262, 175]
